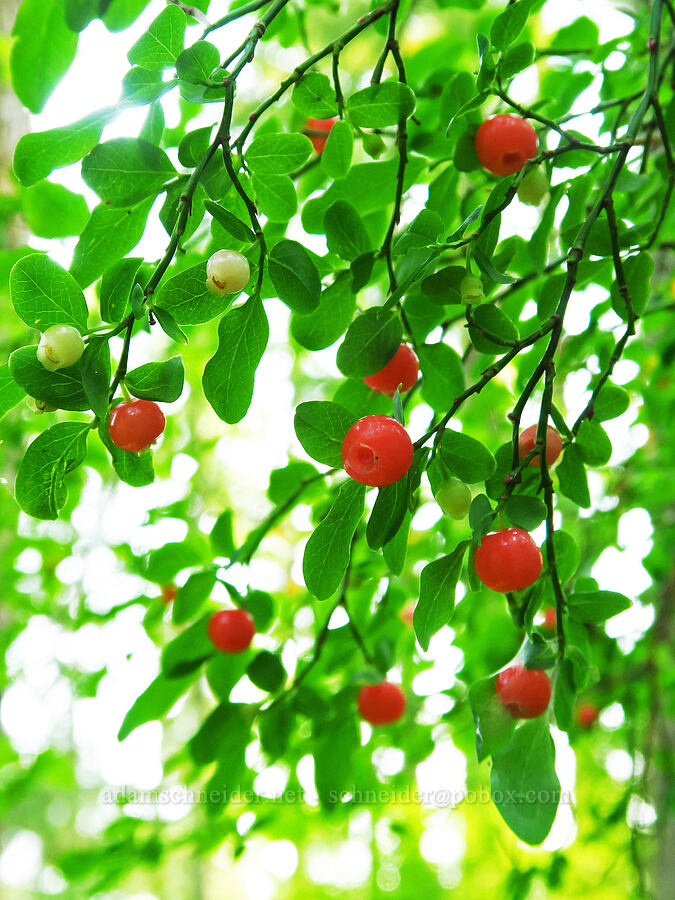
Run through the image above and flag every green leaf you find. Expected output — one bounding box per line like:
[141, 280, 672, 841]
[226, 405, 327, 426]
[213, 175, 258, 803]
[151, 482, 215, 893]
[567, 590, 631, 623]
[99, 425, 155, 487]
[173, 570, 217, 625]
[127, 5, 186, 69]
[121, 65, 177, 106]
[324, 201, 371, 261]
[71, 198, 153, 288]
[440, 430, 496, 483]
[99, 257, 142, 324]
[346, 81, 416, 127]
[291, 275, 356, 351]
[10, 0, 78, 113]
[393, 209, 443, 254]
[80, 337, 111, 418]
[476, 32, 495, 92]
[153, 261, 237, 325]
[118, 672, 193, 740]
[321, 120, 353, 180]
[251, 174, 297, 222]
[383, 510, 411, 575]
[126, 357, 184, 402]
[575, 419, 612, 467]
[294, 400, 357, 467]
[204, 200, 255, 242]
[15, 422, 89, 520]
[9, 347, 89, 411]
[161, 614, 214, 678]
[211, 510, 235, 557]
[551, 15, 599, 50]
[469, 304, 520, 354]
[468, 676, 516, 761]
[593, 383, 630, 421]
[240, 590, 275, 631]
[247, 651, 286, 692]
[491, 720, 560, 845]
[542, 530, 579, 583]
[246, 133, 313, 174]
[303, 480, 365, 600]
[500, 40, 535, 78]
[366, 478, 408, 550]
[268, 461, 319, 505]
[314, 708, 359, 808]
[103, 0, 151, 32]
[421, 265, 464, 305]
[504, 495, 547, 530]
[413, 542, 469, 651]
[13, 110, 111, 186]
[259, 703, 294, 759]
[176, 40, 220, 83]
[145, 542, 201, 584]
[557, 445, 591, 508]
[152, 306, 188, 344]
[469, 493, 494, 537]
[292, 73, 338, 117]
[268, 240, 321, 313]
[178, 125, 213, 167]
[473, 246, 516, 284]
[82, 138, 176, 207]
[64, 0, 104, 32]
[202, 295, 269, 424]
[336, 309, 402, 378]
[10, 253, 88, 331]
[490, 0, 539, 51]
[0, 365, 26, 420]
[611, 252, 653, 318]
[189, 702, 249, 766]
[417, 343, 465, 413]
[22, 181, 89, 239]
[206, 653, 247, 700]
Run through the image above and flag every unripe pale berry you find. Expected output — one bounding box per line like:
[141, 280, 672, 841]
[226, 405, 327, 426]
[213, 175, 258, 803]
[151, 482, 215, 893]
[342, 415, 413, 487]
[37, 324, 85, 372]
[208, 608, 255, 653]
[363, 344, 419, 397]
[474, 527, 543, 593]
[460, 273, 484, 305]
[434, 476, 472, 519]
[206, 250, 250, 296]
[358, 682, 406, 725]
[496, 665, 551, 718]
[305, 117, 338, 153]
[475, 114, 538, 176]
[362, 132, 386, 159]
[108, 399, 165, 453]
[518, 424, 563, 467]
[517, 168, 549, 206]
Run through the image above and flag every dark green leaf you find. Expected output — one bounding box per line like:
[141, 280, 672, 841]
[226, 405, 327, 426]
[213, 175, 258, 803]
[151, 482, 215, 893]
[468, 676, 516, 761]
[205, 200, 255, 242]
[211, 510, 235, 557]
[247, 651, 286, 692]
[246, 133, 313, 174]
[346, 81, 416, 127]
[504, 495, 547, 530]
[366, 478, 408, 550]
[294, 400, 357, 467]
[152, 306, 188, 343]
[251, 173, 297, 222]
[153, 261, 238, 325]
[541, 530, 579, 583]
[118, 672, 193, 740]
[189, 702, 249, 765]
[440, 430, 496, 483]
[490, 0, 538, 51]
[161, 614, 214, 678]
[418, 343, 465, 413]
[11, 253, 88, 331]
[176, 40, 219, 83]
[567, 590, 631, 623]
[321, 120, 353, 180]
[268, 240, 321, 313]
[324, 201, 371, 261]
[0, 364, 26, 420]
[291, 274, 356, 351]
[15, 422, 89, 519]
[126, 357, 184, 402]
[336, 309, 402, 377]
[292, 73, 338, 117]
[593, 383, 630, 421]
[13, 110, 111, 186]
[9, 347, 89, 411]
[99, 425, 155, 487]
[99, 257, 142, 323]
[258, 703, 294, 759]
[80, 337, 111, 418]
[557, 445, 591, 508]
[575, 419, 612, 467]
[71, 198, 153, 288]
[303, 480, 365, 600]
[173, 570, 217, 625]
[314, 706, 359, 808]
[22, 181, 89, 239]
[82, 138, 176, 207]
[469, 304, 519, 354]
[469, 493, 494, 537]
[127, 5, 186, 69]
[413, 541, 469, 650]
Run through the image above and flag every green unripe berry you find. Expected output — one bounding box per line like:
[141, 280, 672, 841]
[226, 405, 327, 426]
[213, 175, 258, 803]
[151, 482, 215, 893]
[37, 325, 85, 372]
[517, 168, 549, 206]
[434, 477, 472, 519]
[362, 132, 386, 159]
[460, 273, 484, 305]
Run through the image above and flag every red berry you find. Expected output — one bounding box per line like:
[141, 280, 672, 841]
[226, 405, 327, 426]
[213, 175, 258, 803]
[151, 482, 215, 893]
[208, 609, 256, 653]
[496, 665, 551, 719]
[474, 527, 542, 593]
[576, 703, 599, 728]
[358, 682, 406, 725]
[108, 399, 166, 453]
[342, 415, 414, 487]
[161, 584, 177, 603]
[400, 601, 416, 626]
[475, 114, 538, 176]
[363, 344, 419, 397]
[541, 606, 557, 633]
[518, 424, 563, 467]
[305, 117, 338, 153]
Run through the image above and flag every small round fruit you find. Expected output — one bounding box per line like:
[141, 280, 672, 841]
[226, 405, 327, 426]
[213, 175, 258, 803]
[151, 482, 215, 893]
[108, 399, 166, 453]
[342, 415, 414, 487]
[518, 424, 563, 467]
[517, 167, 549, 206]
[435, 476, 472, 519]
[400, 601, 416, 626]
[206, 249, 250, 296]
[208, 608, 255, 653]
[305, 117, 338, 153]
[576, 703, 599, 728]
[363, 344, 419, 397]
[475, 114, 538, 176]
[496, 665, 551, 718]
[37, 324, 85, 372]
[358, 682, 406, 725]
[161, 584, 178, 603]
[474, 527, 543, 593]
[541, 606, 557, 634]
[460, 273, 484, 305]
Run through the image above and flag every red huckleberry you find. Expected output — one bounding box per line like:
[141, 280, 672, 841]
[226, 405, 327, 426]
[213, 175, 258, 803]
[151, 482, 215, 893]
[576, 703, 599, 728]
[305, 117, 337, 153]
[518, 424, 563, 467]
[363, 344, 419, 397]
[342, 415, 414, 487]
[496, 665, 551, 719]
[475, 114, 538, 176]
[161, 584, 178, 603]
[541, 606, 557, 633]
[358, 682, 406, 725]
[208, 609, 256, 654]
[108, 399, 166, 453]
[474, 527, 543, 593]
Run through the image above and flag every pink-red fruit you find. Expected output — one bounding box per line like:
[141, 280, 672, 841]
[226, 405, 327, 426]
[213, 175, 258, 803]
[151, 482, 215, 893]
[474, 527, 543, 593]
[496, 665, 551, 718]
[305, 117, 338, 153]
[363, 344, 419, 397]
[108, 399, 165, 453]
[208, 609, 256, 654]
[358, 682, 406, 725]
[342, 415, 413, 487]
[518, 425, 563, 467]
[475, 114, 538, 176]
